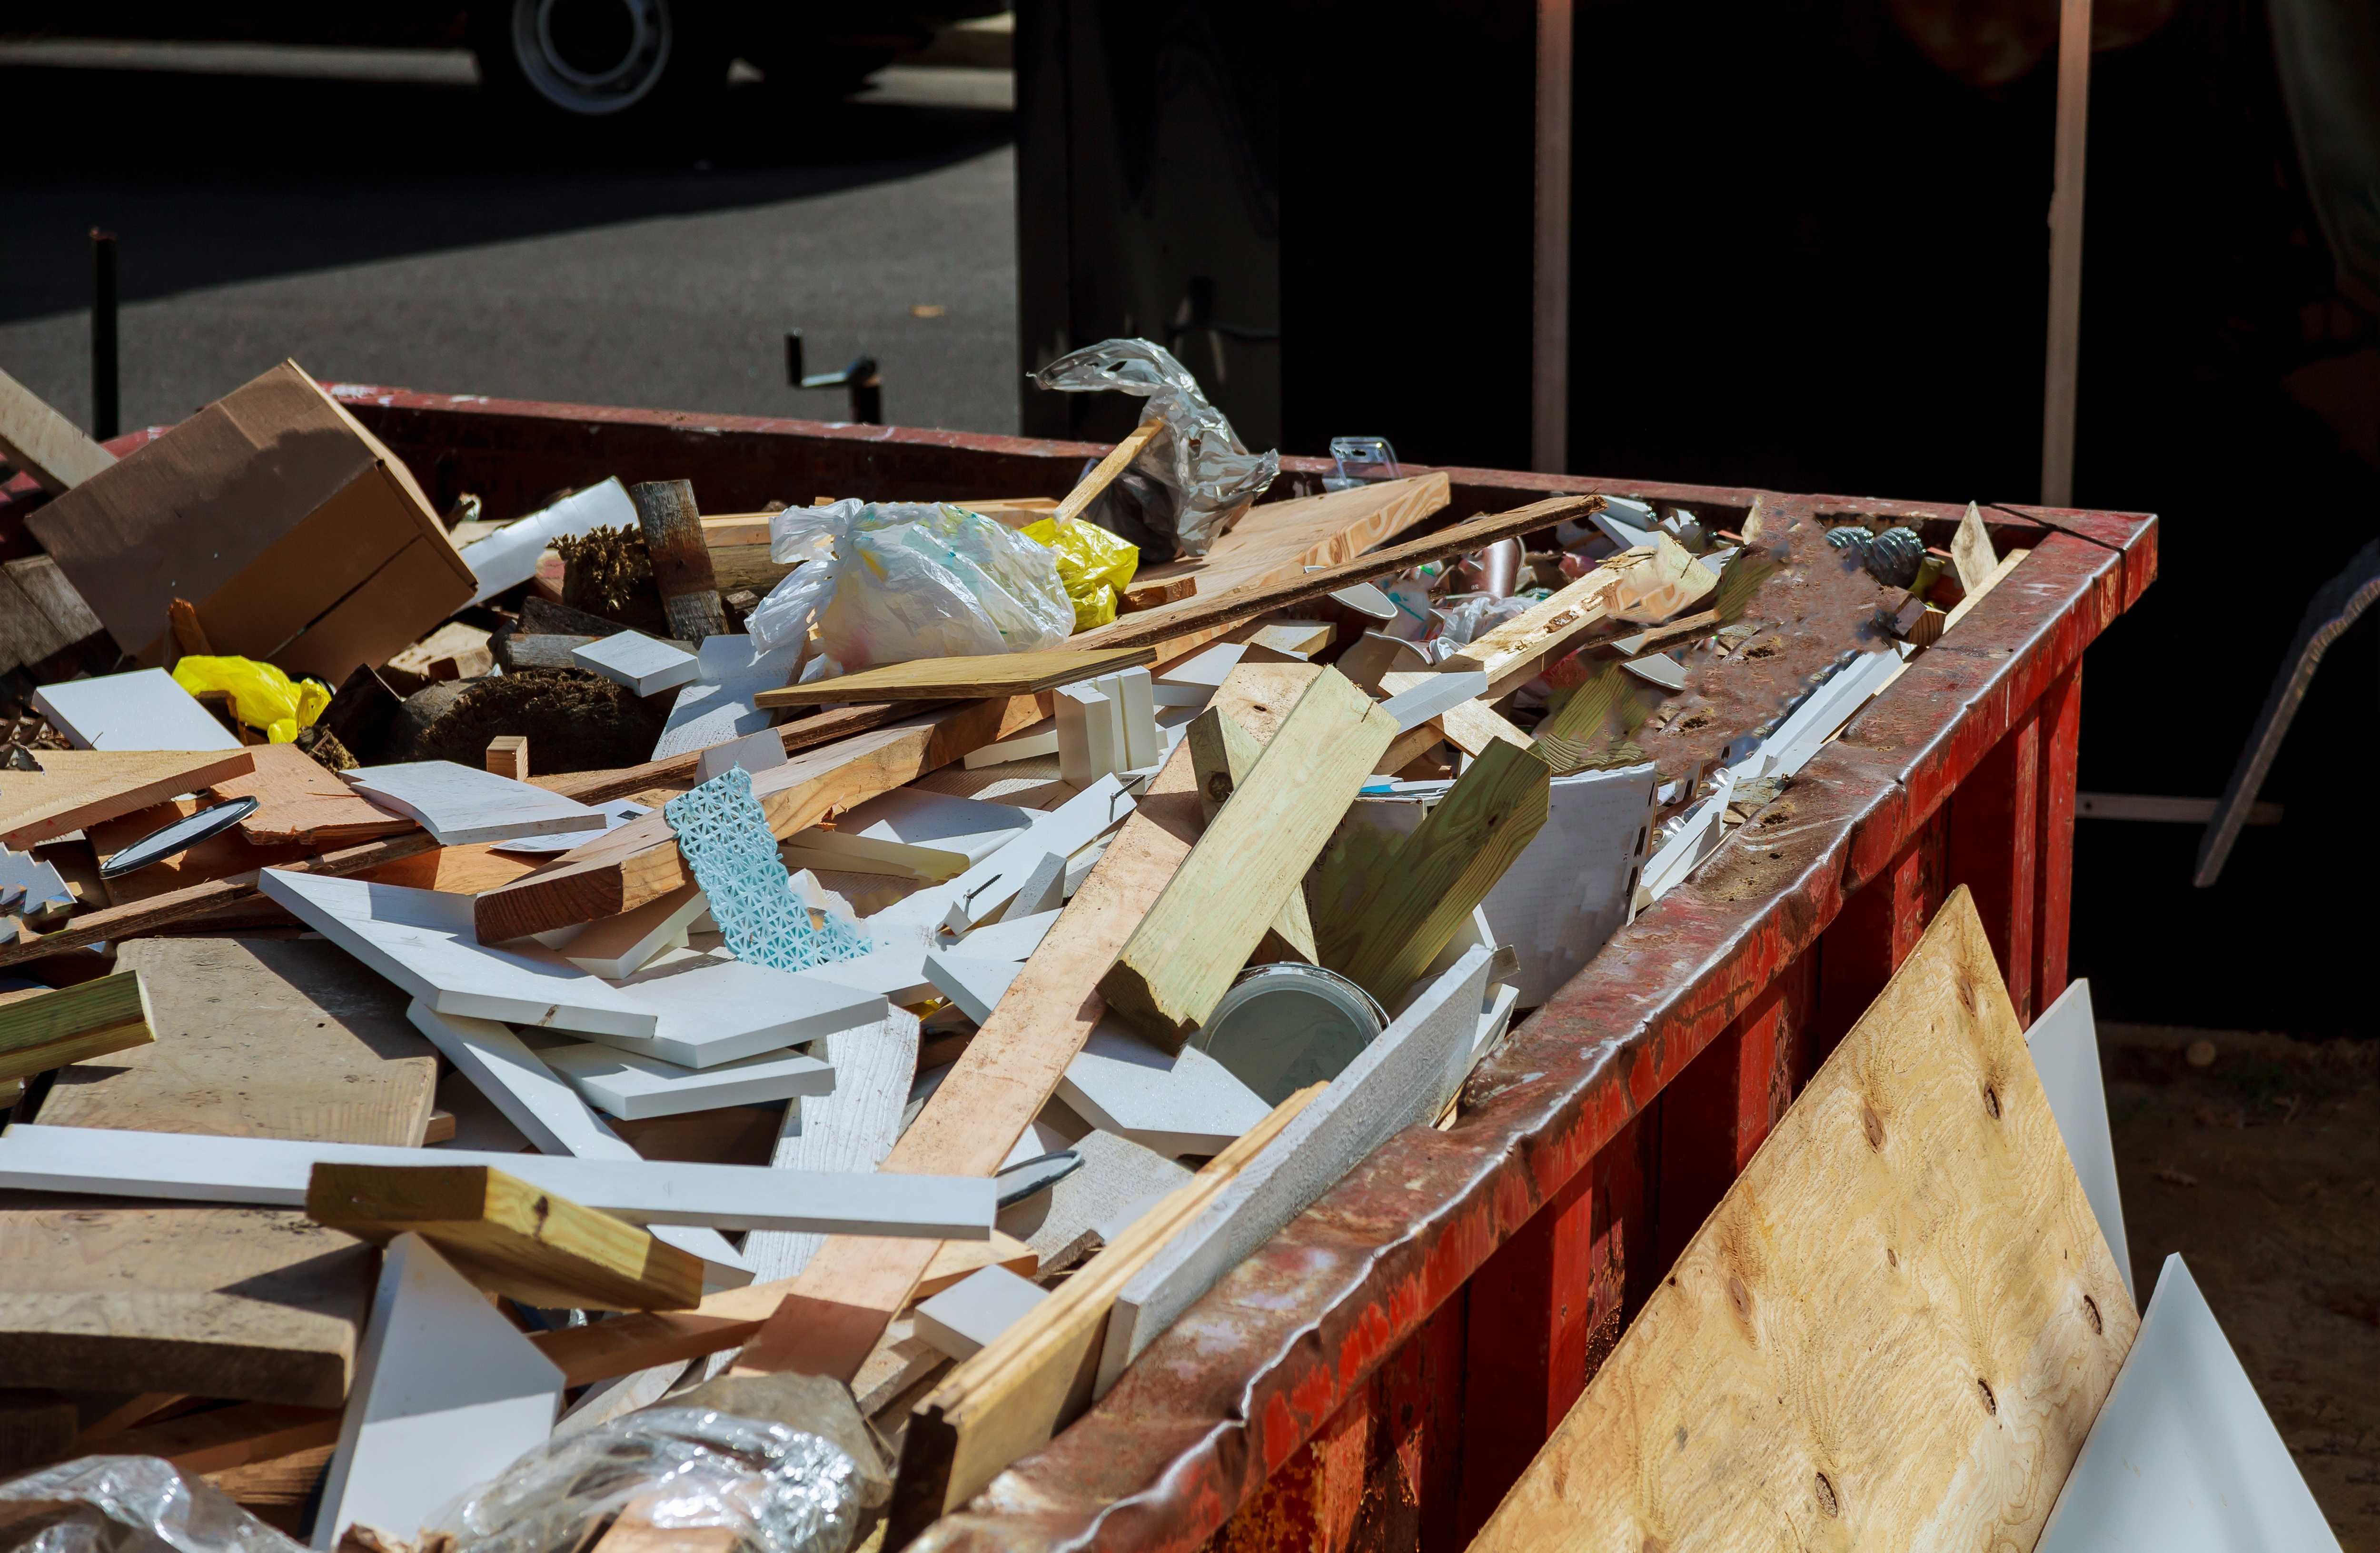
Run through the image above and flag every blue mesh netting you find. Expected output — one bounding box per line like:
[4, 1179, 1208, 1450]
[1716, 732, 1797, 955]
[664, 767, 871, 972]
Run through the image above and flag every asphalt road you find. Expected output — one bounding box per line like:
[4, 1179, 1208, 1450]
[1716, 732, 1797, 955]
[0, 42, 1021, 438]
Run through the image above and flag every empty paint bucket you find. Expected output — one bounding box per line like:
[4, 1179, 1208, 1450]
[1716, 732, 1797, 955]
[1194, 963, 1388, 1105]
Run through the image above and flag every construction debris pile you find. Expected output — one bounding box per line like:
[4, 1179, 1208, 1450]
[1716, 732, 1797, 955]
[0, 355, 2035, 1552]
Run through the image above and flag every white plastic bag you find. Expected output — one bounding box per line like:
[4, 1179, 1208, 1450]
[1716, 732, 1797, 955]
[746, 500, 1074, 673]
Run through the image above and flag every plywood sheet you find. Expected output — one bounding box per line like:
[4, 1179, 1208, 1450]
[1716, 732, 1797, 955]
[0, 747, 256, 848]
[209, 744, 416, 848]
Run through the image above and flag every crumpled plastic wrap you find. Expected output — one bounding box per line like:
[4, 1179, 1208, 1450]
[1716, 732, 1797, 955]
[169, 656, 331, 744]
[425, 1405, 888, 1553]
[745, 500, 1073, 673]
[0, 1455, 307, 1553]
[1030, 338, 1278, 559]
[1021, 514, 1139, 630]
[1437, 592, 1545, 647]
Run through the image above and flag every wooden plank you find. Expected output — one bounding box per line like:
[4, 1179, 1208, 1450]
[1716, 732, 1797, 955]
[1435, 568, 1628, 691]
[0, 363, 114, 491]
[1053, 418, 1165, 526]
[1181, 701, 1317, 958]
[7, 557, 105, 647]
[204, 744, 415, 848]
[1942, 548, 2031, 635]
[0, 970, 153, 1083]
[1467, 889, 2137, 1553]
[743, 1008, 922, 1285]
[754, 646, 1155, 709]
[887, 1086, 1320, 1537]
[1318, 738, 1553, 1011]
[1120, 574, 1196, 612]
[308, 1162, 706, 1311]
[0, 1202, 373, 1407]
[1100, 668, 1395, 1048]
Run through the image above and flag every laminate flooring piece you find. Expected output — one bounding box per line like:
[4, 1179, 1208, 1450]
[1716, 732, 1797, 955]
[32, 668, 242, 752]
[343, 761, 608, 847]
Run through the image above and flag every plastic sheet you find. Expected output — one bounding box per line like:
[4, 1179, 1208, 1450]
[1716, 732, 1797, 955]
[1030, 338, 1278, 559]
[746, 500, 1072, 673]
[1021, 515, 1139, 630]
[169, 656, 330, 744]
[665, 767, 871, 973]
[0, 1455, 307, 1553]
[426, 1405, 888, 1553]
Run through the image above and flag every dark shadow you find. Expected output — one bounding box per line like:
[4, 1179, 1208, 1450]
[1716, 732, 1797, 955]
[0, 60, 1013, 322]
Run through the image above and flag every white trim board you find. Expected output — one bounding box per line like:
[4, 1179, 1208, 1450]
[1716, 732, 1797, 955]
[461, 477, 637, 607]
[962, 715, 1061, 769]
[1378, 668, 1489, 732]
[922, 951, 1021, 1025]
[694, 728, 788, 783]
[2026, 977, 2131, 1300]
[742, 1007, 920, 1285]
[492, 798, 648, 856]
[1098, 947, 1494, 1394]
[572, 629, 701, 697]
[2034, 1254, 2341, 1553]
[1057, 1020, 1273, 1158]
[32, 667, 241, 752]
[652, 635, 805, 761]
[794, 787, 1036, 879]
[593, 947, 886, 1069]
[951, 907, 1061, 962]
[538, 1038, 835, 1120]
[343, 761, 608, 846]
[940, 773, 1136, 930]
[312, 1233, 563, 1550]
[792, 944, 938, 1005]
[406, 1002, 748, 1284]
[0, 1123, 995, 1238]
[913, 1264, 1049, 1361]
[261, 868, 658, 1039]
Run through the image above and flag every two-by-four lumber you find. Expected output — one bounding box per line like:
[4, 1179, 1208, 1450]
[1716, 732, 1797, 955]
[307, 1162, 706, 1311]
[886, 1085, 1322, 1539]
[1181, 702, 1318, 961]
[1466, 888, 2138, 1553]
[630, 478, 728, 643]
[754, 646, 1157, 708]
[484, 735, 529, 782]
[1053, 417, 1165, 525]
[0, 971, 153, 1084]
[1437, 565, 1630, 695]
[0, 747, 257, 848]
[1318, 737, 1553, 1012]
[0, 364, 115, 492]
[1099, 667, 1396, 1048]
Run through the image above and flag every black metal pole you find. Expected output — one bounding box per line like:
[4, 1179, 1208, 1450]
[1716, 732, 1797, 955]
[90, 229, 119, 442]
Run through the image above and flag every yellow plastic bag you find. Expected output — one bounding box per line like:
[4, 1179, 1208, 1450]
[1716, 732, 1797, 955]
[1022, 515, 1140, 632]
[169, 656, 332, 744]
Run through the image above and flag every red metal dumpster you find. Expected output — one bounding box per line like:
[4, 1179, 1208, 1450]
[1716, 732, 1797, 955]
[3, 387, 2152, 1552]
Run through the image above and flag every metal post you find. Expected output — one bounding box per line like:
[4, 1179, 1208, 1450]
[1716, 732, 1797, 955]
[90, 229, 119, 442]
[2039, 0, 2092, 506]
[1531, 0, 1574, 476]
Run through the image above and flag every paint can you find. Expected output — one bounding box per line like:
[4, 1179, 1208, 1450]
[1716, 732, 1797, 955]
[1193, 963, 1388, 1105]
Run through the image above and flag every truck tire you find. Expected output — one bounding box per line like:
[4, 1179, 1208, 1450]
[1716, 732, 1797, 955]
[473, 0, 727, 122]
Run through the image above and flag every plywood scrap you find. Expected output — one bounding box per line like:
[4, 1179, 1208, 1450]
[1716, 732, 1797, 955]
[0, 747, 256, 848]
[484, 734, 528, 781]
[314, 1233, 563, 1551]
[307, 1162, 706, 1311]
[40, 938, 436, 1145]
[0, 970, 153, 1083]
[754, 647, 1155, 709]
[0, 1202, 373, 1407]
[1466, 890, 2136, 1553]
[886, 1086, 1319, 1538]
[343, 761, 606, 847]
[1099, 667, 1396, 1049]
[1318, 738, 1552, 1011]
[208, 744, 415, 848]
[32, 668, 243, 752]
[915, 1265, 1049, 1361]
[1951, 500, 1998, 595]
[0, 363, 115, 491]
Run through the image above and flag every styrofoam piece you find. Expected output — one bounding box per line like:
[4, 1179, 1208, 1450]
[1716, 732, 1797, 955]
[1007, 853, 1067, 919]
[652, 635, 806, 761]
[793, 945, 938, 1005]
[1099, 948, 1495, 1392]
[460, 477, 638, 606]
[545, 885, 708, 978]
[0, 1123, 996, 1237]
[343, 761, 608, 846]
[794, 788, 1036, 880]
[572, 629, 702, 697]
[31, 667, 241, 751]
[1056, 681, 1121, 786]
[1110, 667, 1158, 770]
[1154, 642, 1248, 689]
[693, 728, 788, 784]
[1378, 668, 1491, 732]
[260, 869, 658, 1039]
[2034, 1254, 2341, 1553]
[1058, 1019, 1273, 1157]
[2026, 978, 2132, 1299]
[538, 1038, 836, 1120]
[406, 1002, 748, 1284]
[597, 948, 888, 1068]
[922, 951, 1021, 1025]
[1480, 763, 1660, 1003]
[961, 716, 1061, 769]
[912, 1264, 1050, 1361]
[312, 1233, 563, 1549]
[1621, 653, 1688, 691]
[941, 774, 1135, 930]
[492, 798, 649, 856]
[952, 907, 1061, 962]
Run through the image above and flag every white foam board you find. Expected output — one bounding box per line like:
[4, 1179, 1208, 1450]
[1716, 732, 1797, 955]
[460, 477, 637, 606]
[538, 1038, 835, 1120]
[31, 667, 240, 751]
[1058, 1020, 1272, 1157]
[952, 906, 1061, 962]
[794, 787, 1035, 880]
[941, 774, 1135, 930]
[2027, 977, 2132, 1299]
[1099, 948, 1493, 1393]
[344, 761, 608, 846]
[261, 869, 657, 1039]
[0, 1122, 996, 1237]
[2034, 1254, 2341, 1553]
[1480, 763, 1659, 1003]
[573, 629, 702, 697]
[596, 948, 888, 1068]
[312, 1234, 563, 1549]
[922, 951, 1021, 1025]
[913, 1264, 1049, 1362]
[651, 635, 804, 761]
[693, 727, 787, 783]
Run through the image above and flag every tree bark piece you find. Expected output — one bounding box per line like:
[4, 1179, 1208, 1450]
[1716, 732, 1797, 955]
[631, 480, 727, 644]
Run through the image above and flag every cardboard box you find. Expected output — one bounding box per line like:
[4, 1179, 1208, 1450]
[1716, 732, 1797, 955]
[27, 361, 473, 682]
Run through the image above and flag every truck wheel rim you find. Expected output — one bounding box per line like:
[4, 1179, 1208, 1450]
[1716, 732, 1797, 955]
[514, 0, 672, 113]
